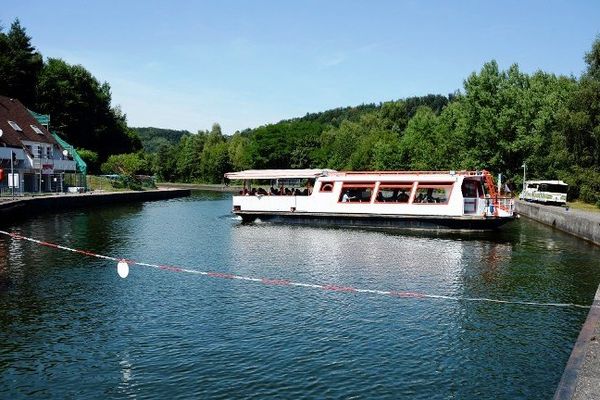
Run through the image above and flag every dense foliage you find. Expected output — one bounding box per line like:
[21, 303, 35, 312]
[0, 19, 140, 170]
[1, 18, 599, 204]
[0, 19, 42, 107]
[140, 38, 600, 205]
[131, 127, 191, 153]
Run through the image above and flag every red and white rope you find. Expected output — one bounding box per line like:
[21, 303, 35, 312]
[0, 229, 593, 309]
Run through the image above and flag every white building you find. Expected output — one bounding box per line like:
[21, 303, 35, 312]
[0, 96, 76, 194]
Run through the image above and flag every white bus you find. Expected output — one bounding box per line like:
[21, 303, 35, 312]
[520, 180, 568, 205]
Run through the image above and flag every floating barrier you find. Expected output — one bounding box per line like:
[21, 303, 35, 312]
[0, 229, 594, 309]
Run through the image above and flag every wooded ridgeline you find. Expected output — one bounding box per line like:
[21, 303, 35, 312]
[1, 19, 599, 205]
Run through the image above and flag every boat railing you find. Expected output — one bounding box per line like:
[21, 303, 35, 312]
[484, 196, 514, 216]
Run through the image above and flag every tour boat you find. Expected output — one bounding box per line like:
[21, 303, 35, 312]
[224, 169, 515, 230]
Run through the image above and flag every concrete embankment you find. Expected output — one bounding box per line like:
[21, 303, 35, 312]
[554, 285, 600, 399]
[515, 200, 600, 247]
[0, 188, 190, 223]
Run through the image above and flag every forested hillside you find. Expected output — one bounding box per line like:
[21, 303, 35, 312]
[1, 18, 598, 205]
[139, 38, 599, 205]
[132, 127, 191, 153]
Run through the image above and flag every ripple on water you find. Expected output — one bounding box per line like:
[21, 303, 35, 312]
[0, 193, 599, 399]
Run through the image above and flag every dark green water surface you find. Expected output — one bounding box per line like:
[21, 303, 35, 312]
[1, 191, 600, 399]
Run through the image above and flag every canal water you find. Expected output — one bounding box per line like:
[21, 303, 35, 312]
[1, 192, 600, 399]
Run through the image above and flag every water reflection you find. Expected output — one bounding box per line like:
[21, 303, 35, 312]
[230, 224, 469, 293]
[0, 238, 11, 292]
[0, 194, 599, 399]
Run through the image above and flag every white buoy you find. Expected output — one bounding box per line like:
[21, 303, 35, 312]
[117, 260, 129, 278]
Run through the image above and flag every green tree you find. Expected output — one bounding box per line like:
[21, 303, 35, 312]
[154, 144, 178, 181]
[101, 153, 149, 176]
[201, 141, 231, 183]
[399, 107, 440, 170]
[176, 133, 205, 181]
[77, 148, 100, 174]
[35, 58, 140, 160]
[0, 19, 43, 106]
[228, 133, 252, 171]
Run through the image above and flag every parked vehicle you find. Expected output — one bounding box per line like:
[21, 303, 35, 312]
[520, 180, 568, 205]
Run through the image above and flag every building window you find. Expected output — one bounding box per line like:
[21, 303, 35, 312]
[8, 120, 22, 132]
[30, 125, 44, 135]
[339, 183, 375, 203]
[375, 183, 413, 203]
[413, 184, 453, 204]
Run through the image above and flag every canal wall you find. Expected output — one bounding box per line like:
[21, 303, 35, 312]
[0, 189, 190, 223]
[515, 200, 600, 247]
[554, 284, 600, 400]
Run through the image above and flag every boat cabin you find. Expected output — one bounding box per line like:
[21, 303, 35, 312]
[225, 169, 514, 219]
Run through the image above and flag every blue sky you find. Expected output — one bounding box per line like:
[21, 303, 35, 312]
[2, 1, 599, 134]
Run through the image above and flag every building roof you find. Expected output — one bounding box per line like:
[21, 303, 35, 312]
[0, 96, 58, 148]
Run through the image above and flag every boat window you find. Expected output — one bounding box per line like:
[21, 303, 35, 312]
[320, 182, 334, 192]
[339, 183, 375, 203]
[539, 184, 568, 194]
[375, 184, 413, 203]
[413, 184, 453, 204]
[461, 179, 483, 198]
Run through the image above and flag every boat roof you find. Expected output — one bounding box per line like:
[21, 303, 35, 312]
[224, 169, 337, 180]
[224, 169, 493, 181]
[329, 170, 485, 177]
[526, 180, 568, 185]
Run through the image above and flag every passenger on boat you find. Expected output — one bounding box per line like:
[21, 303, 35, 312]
[425, 189, 435, 203]
[307, 180, 314, 195]
[270, 186, 278, 195]
[388, 192, 394, 202]
[399, 190, 409, 202]
[257, 187, 268, 195]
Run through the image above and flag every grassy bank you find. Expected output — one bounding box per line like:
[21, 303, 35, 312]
[568, 201, 600, 213]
